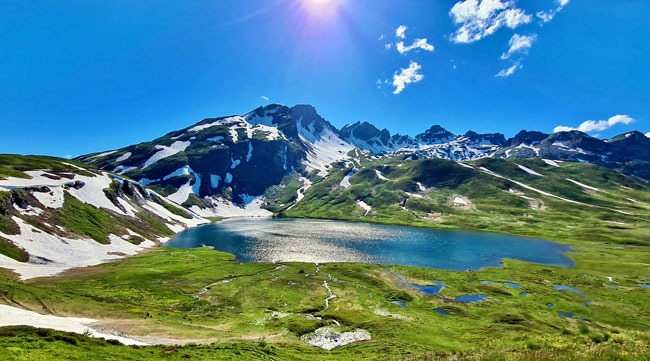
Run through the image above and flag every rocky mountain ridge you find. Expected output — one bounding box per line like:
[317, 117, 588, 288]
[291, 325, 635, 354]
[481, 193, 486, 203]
[77, 104, 650, 217]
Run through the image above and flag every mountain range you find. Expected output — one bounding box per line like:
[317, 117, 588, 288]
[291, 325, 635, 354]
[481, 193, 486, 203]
[77, 104, 650, 216]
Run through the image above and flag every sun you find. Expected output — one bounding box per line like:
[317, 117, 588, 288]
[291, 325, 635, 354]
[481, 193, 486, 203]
[299, 0, 341, 18]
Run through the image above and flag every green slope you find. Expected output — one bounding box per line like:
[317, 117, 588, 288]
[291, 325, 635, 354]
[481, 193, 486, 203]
[285, 157, 650, 246]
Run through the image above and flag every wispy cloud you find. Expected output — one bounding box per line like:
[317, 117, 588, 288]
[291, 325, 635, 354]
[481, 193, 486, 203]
[396, 38, 435, 54]
[495, 62, 522, 77]
[449, 0, 531, 44]
[501, 34, 537, 59]
[396, 25, 407, 39]
[554, 115, 635, 133]
[385, 43, 392, 50]
[378, 34, 385, 41]
[537, 0, 571, 24]
[260, 96, 269, 101]
[393, 62, 423, 94]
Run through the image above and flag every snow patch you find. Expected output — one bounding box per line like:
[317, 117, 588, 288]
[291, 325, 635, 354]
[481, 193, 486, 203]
[299, 124, 354, 177]
[143, 141, 191, 168]
[210, 175, 221, 188]
[166, 181, 193, 204]
[0, 305, 147, 346]
[356, 200, 371, 216]
[543, 159, 560, 167]
[566, 178, 601, 192]
[188, 196, 272, 218]
[188, 116, 240, 133]
[339, 169, 357, 188]
[87, 151, 117, 160]
[374, 170, 388, 180]
[112, 165, 137, 174]
[246, 143, 253, 162]
[115, 152, 132, 163]
[517, 164, 543, 177]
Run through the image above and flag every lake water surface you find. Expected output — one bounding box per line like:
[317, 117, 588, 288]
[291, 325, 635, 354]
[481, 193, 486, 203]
[166, 218, 574, 270]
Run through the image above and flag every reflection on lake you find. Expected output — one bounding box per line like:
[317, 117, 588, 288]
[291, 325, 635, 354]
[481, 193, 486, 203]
[167, 218, 575, 271]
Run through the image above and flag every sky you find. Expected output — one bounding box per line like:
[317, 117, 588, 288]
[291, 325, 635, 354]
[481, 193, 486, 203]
[1, 0, 649, 158]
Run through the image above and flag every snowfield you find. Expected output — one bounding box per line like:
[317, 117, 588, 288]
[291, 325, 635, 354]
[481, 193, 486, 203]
[0, 304, 147, 346]
[299, 121, 354, 177]
[0, 170, 207, 279]
[188, 196, 273, 218]
[0, 218, 156, 279]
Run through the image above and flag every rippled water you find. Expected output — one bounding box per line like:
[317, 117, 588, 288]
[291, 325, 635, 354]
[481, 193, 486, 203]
[166, 218, 575, 270]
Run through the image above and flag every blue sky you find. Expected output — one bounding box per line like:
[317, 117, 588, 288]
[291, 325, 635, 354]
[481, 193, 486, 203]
[1, 0, 649, 158]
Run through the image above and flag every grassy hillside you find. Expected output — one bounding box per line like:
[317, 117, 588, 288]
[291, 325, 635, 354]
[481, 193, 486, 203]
[0, 245, 649, 360]
[285, 157, 650, 246]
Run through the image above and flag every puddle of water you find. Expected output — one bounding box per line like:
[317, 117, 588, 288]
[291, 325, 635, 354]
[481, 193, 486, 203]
[455, 295, 487, 303]
[558, 312, 574, 318]
[639, 284, 650, 288]
[520, 292, 531, 296]
[434, 309, 452, 315]
[504, 282, 521, 289]
[546, 303, 554, 307]
[410, 281, 446, 296]
[479, 280, 494, 285]
[390, 301, 406, 308]
[553, 285, 585, 297]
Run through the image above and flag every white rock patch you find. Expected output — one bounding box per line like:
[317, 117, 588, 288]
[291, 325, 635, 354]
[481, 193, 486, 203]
[302, 327, 371, 351]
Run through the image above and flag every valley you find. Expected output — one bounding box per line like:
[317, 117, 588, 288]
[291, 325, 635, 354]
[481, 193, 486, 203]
[1, 105, 649, 360]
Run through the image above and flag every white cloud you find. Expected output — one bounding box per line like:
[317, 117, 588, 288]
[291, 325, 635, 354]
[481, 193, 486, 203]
[392, 62, 423, 94]
[554, 114, 635, 133]
[495, 62, 522, 77]
[260, 96, 269, 101]
[449, 0, 531, 43]
[645, 132, 650, 138]
[385, 43, 392, 50]
[396, 38, 435, 54]
[537, 0, 571, 24]
[396, 25, 407, 39]
[501, 33, 537, 59]
[378, 34, 385, 41]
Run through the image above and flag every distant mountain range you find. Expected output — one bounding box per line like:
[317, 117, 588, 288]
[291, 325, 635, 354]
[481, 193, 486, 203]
[77, 104, 650, 216]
